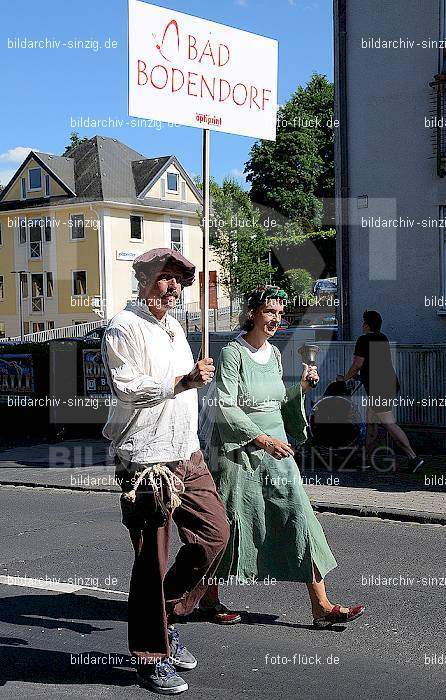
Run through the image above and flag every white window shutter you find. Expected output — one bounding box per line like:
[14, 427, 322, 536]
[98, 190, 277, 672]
[181, 180, 186, 200]
[161, 178, 166, 198]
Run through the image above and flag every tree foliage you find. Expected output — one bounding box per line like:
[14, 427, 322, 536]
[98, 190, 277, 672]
[282, 268, 314, 301]
[272, 227, 337, 279]
[245, 73, 334, 229]
[63, 131, 88, 156]
[201, 177, 275, 298]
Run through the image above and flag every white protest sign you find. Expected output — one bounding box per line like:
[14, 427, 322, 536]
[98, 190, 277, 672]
[128, 0, 278, 140]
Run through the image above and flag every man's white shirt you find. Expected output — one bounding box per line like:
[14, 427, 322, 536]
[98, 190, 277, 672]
[102, 299, 200, 465]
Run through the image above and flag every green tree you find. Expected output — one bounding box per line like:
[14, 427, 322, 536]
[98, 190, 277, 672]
[245, 73, 334, 229]
[63, 131, 88, 156]
[199, 177, 275, 303]
[271, 226, 337, 279]
[282, 268, 315, 302]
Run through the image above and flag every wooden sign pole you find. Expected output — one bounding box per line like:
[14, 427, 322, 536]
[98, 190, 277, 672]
[201, 128, 210, 358]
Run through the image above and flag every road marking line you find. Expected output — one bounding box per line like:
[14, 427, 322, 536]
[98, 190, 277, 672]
[82, 585, 128, 595]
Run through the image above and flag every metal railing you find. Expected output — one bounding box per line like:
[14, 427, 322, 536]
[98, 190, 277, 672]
[309, 342, 446, 428]
[31, 297, 44, 313]
[0, 319, 106, 344]
[189, 336, 446, 428]
[0, 297, 239, 344]
[29, 241, 42, 259]
[171, 298, 241, 321]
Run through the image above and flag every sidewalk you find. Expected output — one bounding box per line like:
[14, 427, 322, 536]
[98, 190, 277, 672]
[304, 471, 446, 524]
[0, 439, 445, 524]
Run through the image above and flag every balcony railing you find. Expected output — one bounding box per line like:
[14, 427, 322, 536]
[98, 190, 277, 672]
[0, 319, 106, 344]
[29, 241, 42, 258]
[429, 72, 446, 177]
[31, 296, 44, 313]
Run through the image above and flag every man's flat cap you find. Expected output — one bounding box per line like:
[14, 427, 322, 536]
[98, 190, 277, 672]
[133, 247, 195, 287]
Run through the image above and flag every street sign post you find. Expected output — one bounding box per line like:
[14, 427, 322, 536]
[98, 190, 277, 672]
[128, 0, 278, 356]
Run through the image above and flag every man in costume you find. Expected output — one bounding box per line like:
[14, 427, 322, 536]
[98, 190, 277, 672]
[101, 248, 230, 694]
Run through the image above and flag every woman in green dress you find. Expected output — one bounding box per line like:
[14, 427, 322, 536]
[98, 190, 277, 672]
[199, 285, 365, 628]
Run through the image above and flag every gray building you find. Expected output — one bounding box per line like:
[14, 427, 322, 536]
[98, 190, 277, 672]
[334, 0, 446, 342]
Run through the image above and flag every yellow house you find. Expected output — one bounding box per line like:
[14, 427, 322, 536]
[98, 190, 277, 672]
[0, 135, 222, 338]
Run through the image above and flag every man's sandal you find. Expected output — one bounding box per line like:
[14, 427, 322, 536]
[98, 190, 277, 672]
[198, 602, 241, 625]
[313, 604, 365, 629]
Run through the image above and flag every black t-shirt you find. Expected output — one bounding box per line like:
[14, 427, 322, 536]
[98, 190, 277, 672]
[354, 332, 400, 398]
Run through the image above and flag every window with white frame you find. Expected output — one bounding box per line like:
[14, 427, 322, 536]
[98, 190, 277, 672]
[28, 167, 42, 191]
[28, 218, 43, 258]
[72, 270, 87, 296]
[31, 273, 44, 313]
[0, 276, 3, 301]
[130, 215, 142, 240]
[167, 172, 179, 192]
[47, 320, 55, 330]
[70, 214, 85, 240]
[170, 219, 183, 253]
[23, 321, 30, 335]
[19, 218, 26, 244]
[21, 273, 28, 299]
[46, 272, 54, 298]
[44, 216, 52, 242]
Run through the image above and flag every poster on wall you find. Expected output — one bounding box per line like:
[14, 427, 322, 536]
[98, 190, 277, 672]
[82, 350, 111, 398]
[0, 354, 34, 401]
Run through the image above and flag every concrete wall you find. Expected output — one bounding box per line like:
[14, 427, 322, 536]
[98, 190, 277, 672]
[339, 0, 446, 342]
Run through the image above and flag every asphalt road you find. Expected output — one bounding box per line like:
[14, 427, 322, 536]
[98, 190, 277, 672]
[0, 486, 445, 699]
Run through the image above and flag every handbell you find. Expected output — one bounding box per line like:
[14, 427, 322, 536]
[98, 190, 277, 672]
[298, 344, 320, 387]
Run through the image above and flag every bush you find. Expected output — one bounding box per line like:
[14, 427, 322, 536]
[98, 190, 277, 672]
[282, 268, 315, 303]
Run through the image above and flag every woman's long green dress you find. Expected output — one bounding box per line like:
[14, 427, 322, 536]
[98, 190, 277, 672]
[209, 340, 337, 583]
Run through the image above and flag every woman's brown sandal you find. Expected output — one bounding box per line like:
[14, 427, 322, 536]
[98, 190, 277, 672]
[198, 602, 242, 625]
[313, 604, 365, 629]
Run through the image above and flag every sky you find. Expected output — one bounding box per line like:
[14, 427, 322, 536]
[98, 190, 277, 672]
[0, 0, 333, 189]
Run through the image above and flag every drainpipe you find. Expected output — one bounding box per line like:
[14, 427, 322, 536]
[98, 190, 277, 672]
[334, 0, 351, 339]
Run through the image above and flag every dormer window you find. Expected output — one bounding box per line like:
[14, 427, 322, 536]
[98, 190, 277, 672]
[28, 167, 42, 191]
[167, 172, 179, 192]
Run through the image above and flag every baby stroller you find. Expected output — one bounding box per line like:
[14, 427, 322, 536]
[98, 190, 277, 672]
[306, 378, 366, 467]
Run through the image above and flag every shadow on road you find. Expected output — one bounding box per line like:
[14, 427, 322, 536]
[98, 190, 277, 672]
[0, 592, 134, 687]
[0, 592, 127, 634]
[180, 608, 347, 632]
[0, 644, 135, 687]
